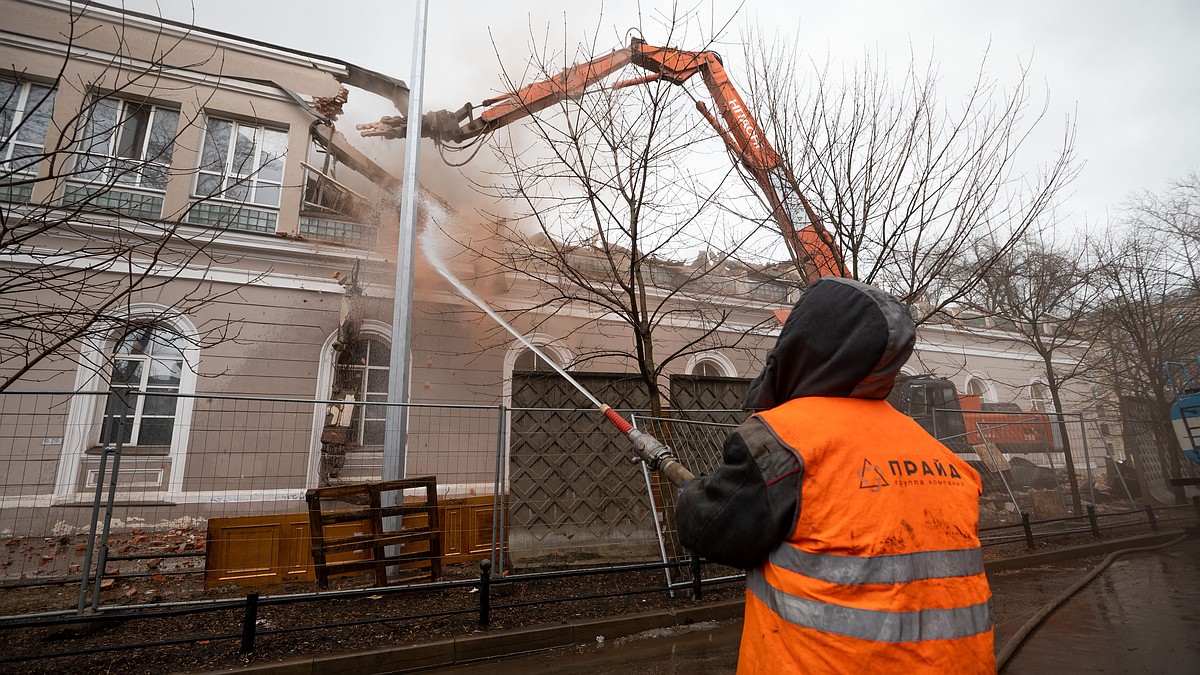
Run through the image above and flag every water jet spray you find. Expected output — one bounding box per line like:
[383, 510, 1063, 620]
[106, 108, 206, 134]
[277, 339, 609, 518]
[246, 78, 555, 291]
[419, 217, 695, 486]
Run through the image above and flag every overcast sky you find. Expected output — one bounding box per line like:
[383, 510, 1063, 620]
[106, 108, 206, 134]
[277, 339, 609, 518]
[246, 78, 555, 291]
[123, 0, 1199, 232]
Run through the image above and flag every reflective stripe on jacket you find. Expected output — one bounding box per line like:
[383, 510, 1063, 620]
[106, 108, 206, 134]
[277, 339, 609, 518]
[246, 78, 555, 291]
[737, 397, 995, 674]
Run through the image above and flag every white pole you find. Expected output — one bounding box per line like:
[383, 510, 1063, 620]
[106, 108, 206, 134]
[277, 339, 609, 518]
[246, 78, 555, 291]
[383, 0, 429, 493]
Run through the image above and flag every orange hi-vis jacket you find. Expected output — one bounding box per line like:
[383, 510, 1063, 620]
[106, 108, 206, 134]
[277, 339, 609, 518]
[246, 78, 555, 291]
[739, 397, 995, 674]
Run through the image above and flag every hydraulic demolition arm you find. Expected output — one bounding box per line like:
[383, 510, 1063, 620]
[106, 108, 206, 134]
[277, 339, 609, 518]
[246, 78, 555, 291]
[358, 36, 844, 283]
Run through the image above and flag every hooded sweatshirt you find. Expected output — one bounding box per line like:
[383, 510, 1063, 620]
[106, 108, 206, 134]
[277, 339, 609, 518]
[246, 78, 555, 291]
[676, 277, 917, 568]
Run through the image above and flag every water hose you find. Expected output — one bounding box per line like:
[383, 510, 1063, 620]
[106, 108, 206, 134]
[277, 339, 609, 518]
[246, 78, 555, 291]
[600, 404, 696, 487]
[996, 532, 1190, 670]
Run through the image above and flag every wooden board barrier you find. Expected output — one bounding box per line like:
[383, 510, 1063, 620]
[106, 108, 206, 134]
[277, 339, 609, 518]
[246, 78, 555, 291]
[204, 492, 500, 589]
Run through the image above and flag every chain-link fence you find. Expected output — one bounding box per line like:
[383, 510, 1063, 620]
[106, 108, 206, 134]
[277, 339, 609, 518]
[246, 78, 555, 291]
[933, 409, 1139, 536]
[633, 408, 1147, 583]
[0, 390, 1168, 617]
[0, 390, 505, 614]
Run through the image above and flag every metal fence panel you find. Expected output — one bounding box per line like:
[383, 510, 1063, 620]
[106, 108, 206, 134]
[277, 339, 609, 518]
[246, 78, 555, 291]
[0, 391, 503, 613]
[0, 388, 1159, 616]
[505, 372, 657, 570]
[633, 414, 735, 588]
[637, 409, 1144, 571]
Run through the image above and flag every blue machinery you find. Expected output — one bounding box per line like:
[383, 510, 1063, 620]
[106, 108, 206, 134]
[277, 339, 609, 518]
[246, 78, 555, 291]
[1166, 358, 1200, 464]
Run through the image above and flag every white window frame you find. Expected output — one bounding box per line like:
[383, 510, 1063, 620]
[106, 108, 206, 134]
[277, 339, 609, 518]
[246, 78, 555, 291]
[963, 371, 998, 403]
[346, 336, 391, 449]
[75, 97, 179, 191]
[194, 115, 287, 208]
[55, 306, 199, 500]
[99, 325, 190, 448]
[1029, 379, 1053, 412]
[684, 352, 738, 378]
[1, 78, 57, 178]
[308, 320, 395, 487]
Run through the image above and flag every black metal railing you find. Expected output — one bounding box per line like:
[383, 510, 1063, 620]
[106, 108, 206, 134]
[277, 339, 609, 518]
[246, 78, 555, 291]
[1, 502, 1193, 668]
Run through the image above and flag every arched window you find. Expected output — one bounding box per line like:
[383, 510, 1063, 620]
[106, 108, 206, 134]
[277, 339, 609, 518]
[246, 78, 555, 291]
[513, 348, 559, 372]
[311, 323, 392, 486]
[100, 325, 188, 447]
[56, 307, 200, 499]
[346, 337, 391, 448]
[684, 352, 737, 378]
[964, 373, 997, 403]
[1030, 381, 1051, 412]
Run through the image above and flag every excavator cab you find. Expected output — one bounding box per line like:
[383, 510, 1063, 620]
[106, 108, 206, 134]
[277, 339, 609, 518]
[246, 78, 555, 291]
[887, 375, 967, 450]
[1165, 358, 1200, 465]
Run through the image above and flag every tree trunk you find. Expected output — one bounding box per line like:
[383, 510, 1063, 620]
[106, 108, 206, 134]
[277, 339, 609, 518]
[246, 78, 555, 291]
[1049, 385, 1084, 515]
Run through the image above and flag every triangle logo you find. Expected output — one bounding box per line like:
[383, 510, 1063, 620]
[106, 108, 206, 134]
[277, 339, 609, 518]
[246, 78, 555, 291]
[858, 459, 890, 491]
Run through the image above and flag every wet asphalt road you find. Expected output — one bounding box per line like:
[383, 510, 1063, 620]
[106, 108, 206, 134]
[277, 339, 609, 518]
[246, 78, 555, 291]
[420, 535, 1199, 674]
[1000, 536, 1200, 674]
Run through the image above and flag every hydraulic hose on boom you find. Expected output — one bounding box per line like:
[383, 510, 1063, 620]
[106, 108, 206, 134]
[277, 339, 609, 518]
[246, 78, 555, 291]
[360, 35, 846, 484]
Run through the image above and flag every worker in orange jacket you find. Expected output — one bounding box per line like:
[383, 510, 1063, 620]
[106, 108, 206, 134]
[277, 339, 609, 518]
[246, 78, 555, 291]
[676, 277, 995, 674]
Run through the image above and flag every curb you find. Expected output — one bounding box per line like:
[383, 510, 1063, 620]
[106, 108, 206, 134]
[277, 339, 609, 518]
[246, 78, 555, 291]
[207, 599, 744, 675]
[982, 531, 1188, 572]
[208, 529, 1192, 674]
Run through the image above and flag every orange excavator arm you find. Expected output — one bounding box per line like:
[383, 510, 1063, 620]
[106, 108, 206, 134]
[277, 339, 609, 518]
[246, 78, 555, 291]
[359, 36, 844, 283]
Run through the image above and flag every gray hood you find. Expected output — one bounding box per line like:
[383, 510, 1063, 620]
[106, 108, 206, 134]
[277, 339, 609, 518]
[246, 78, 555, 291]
[743, 277, 916, 411]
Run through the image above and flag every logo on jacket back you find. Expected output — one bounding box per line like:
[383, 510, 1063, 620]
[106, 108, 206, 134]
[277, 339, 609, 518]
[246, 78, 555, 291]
[858, 459, 890, 491]
[859, 456, 966, 489]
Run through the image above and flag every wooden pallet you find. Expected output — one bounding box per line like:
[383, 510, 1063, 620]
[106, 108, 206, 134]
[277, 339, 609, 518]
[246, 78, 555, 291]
[305, 477, 442, 589]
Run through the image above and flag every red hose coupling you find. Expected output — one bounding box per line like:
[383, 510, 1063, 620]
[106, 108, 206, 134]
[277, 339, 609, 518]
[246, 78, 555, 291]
[600, 404, 633, 435]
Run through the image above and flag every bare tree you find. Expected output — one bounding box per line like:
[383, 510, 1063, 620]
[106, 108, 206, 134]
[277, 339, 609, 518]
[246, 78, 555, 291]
[739, 33, 1080, 321]
[1, 5, 261, 391]
[965, 233, 1098, 513]
[440, 12, 787, 417]
[1124, 172, 1200, 284]
[1090, 184, 1200, 501]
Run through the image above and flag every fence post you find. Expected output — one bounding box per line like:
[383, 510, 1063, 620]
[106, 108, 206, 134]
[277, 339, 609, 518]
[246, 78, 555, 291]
[1144, 504, 1158, 531]
[91, 404, 129, 612]
[240, 592, 260, 653]
[1021, 512, 1035, 549]
[491, 404, 506, 576]
[77, 447, 113, 613]
[691, 554, 703, 601]
[479, 559, 491, 627]
[1087, 505, 1100, 537]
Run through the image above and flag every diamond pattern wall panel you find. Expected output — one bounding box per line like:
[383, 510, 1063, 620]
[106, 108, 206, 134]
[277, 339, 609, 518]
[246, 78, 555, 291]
[508, 371, 655, 569]
[669, 374, 751, 425]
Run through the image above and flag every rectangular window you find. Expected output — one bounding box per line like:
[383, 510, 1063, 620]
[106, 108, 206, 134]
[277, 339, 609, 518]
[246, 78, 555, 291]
[100, 326, 188, 449]
[1, 79, 58, 191]
[195, 117, 287, 207]
[75, 98, 179, 191]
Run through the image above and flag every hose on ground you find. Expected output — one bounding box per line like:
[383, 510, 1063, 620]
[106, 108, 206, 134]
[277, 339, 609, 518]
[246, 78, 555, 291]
[996, 531, 1190, 671]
